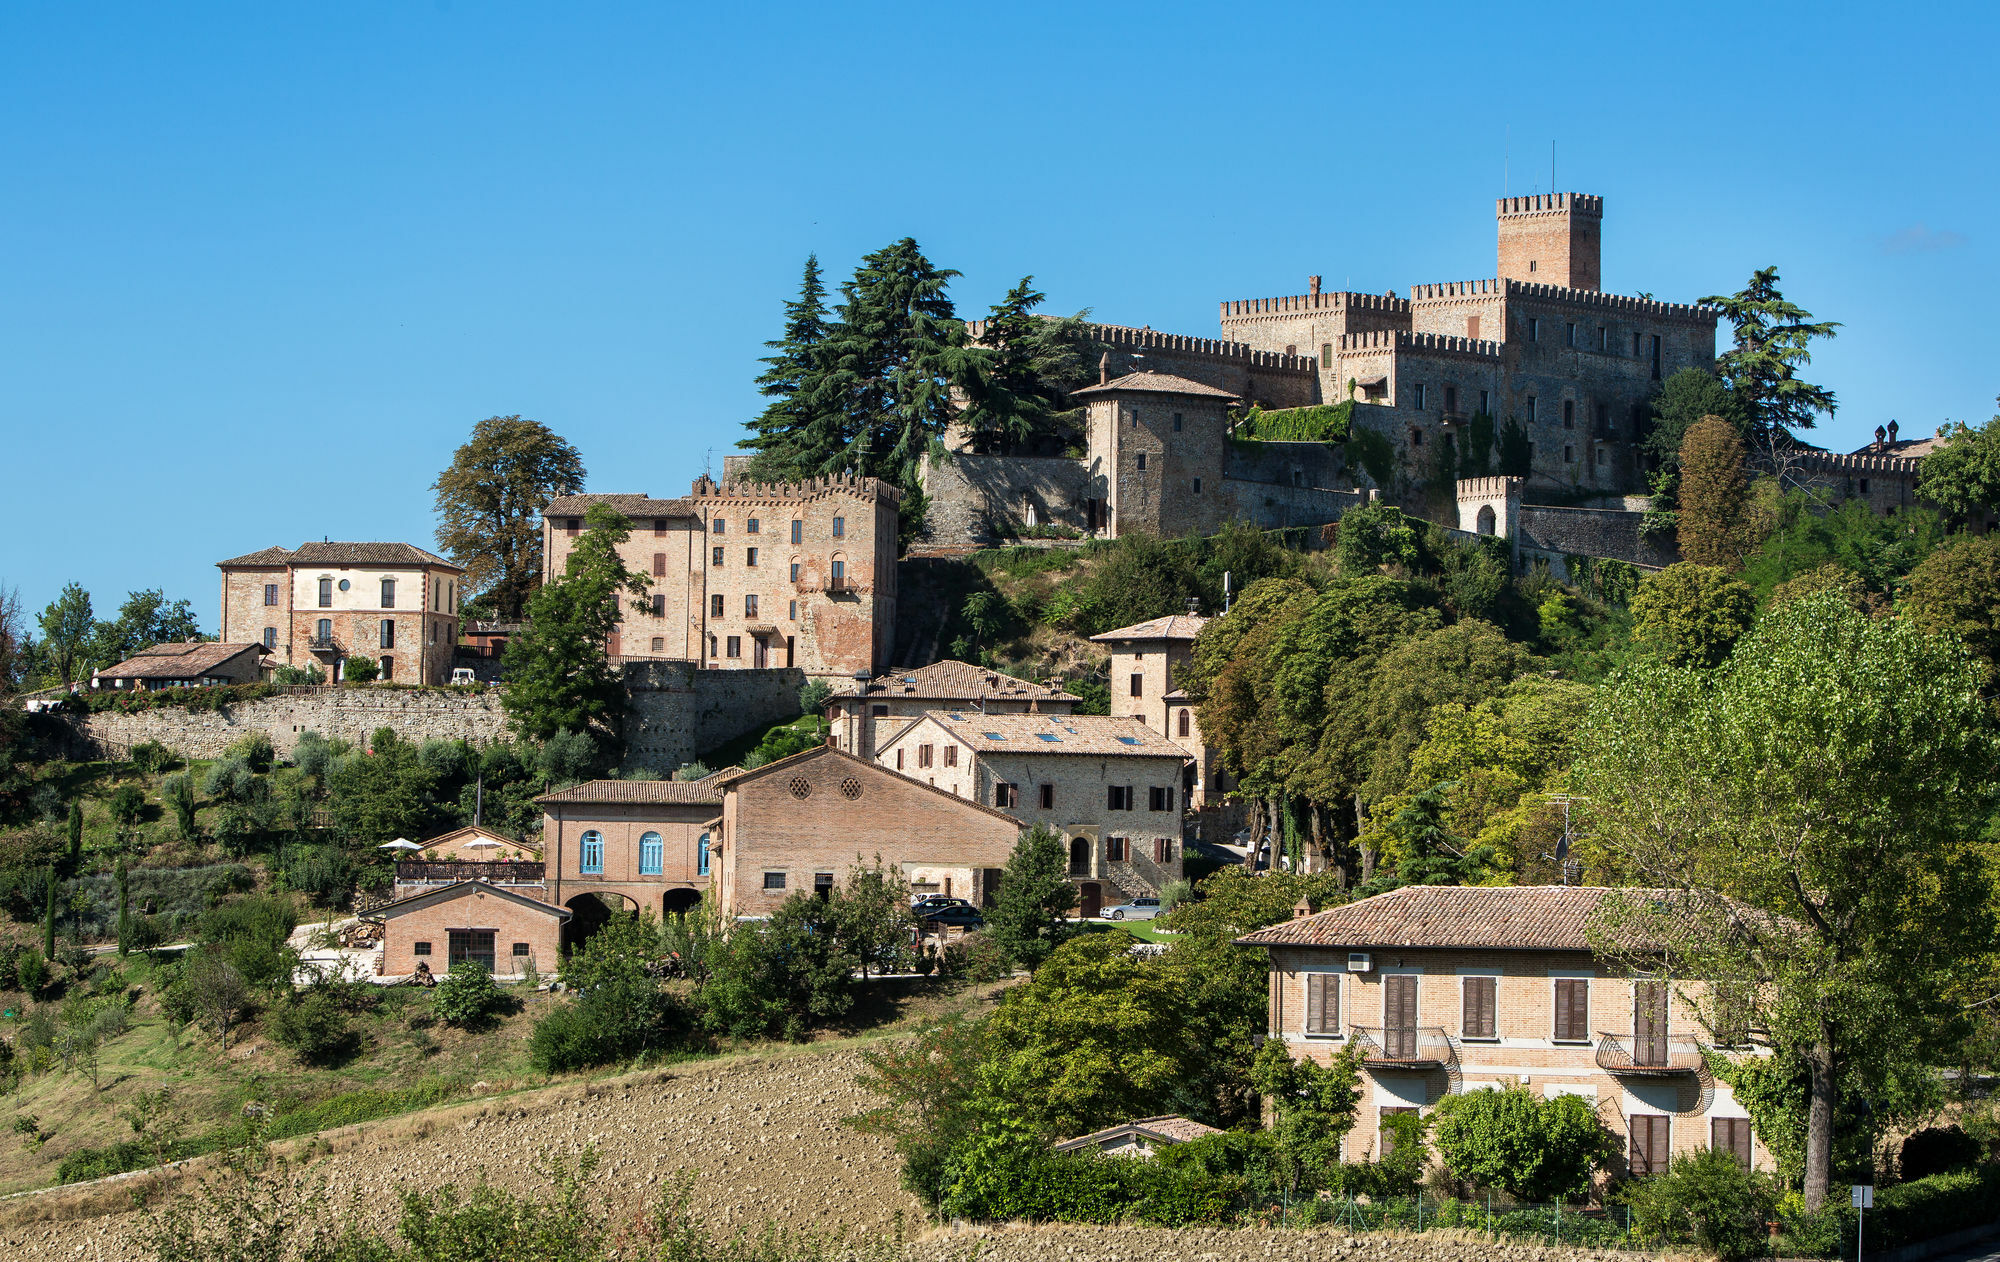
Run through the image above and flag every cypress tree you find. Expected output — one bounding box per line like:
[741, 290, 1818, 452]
[739, 255, 837, 481]
[42, 861, 57, 960]
[115, 857, 131, 956]
[1678, 415, 1754, 568]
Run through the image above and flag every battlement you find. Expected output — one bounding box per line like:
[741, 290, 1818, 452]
[1337, 330, 1502, 359]
[1792, 450, 1924, 477]
[963, 319, 1317, 374]
[691, 471, 903, 504]
[1502, 279, 1715, 323]
[1218, 291, 1410, 320]
[1496, 192, 1603, 219]
[1410, 279, 1505, 302]
[1457, 475, 1524, 501]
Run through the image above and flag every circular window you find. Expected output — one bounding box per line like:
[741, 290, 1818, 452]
[839, 777, 862, 800]
[337, 579, 350, 591]
[788, 776, 813, 800]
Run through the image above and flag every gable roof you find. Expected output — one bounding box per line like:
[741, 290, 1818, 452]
[1090, 614, 1210, 643]
[899, 710, 1192, 759]
[534, 767, 741, 807]
[417, 824, 538, 854]
[1071, 372, 1239, 400]
[97, 642, 265, 680]
[543, 493, 697, 519]
[1235, 885, 1677, 952]
[1053, 1115, 1222, 1153]
[361, 880, 571, 922]
[716, 745, 1026, 826]
[288, 541, 460, 569]
[217, 546, 295, 568]
[852, 660, 1076, 706]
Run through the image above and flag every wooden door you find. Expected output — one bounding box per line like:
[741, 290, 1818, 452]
[1634, 980, 1668, 1065]
[1078, 882, 1102, 918]
[1383, 974, 1418, 1059]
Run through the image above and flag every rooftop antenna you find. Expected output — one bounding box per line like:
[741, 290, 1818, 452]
[1503, 124, 1509, 198]
[1550, 141, 1556, 195]
[1543, 795, 1588, 884]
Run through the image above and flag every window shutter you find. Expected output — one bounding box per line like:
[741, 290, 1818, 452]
[1322, 973, 1339, 1032]
[1464, 977, 1495, 1038]
[1651, 1116, 1670, 1173]
[1628, 1117, 1648, 1174]
[1556, 979, 1589, 1041]
[1305, 973, 1324, 1034]
[1713, 1118, 1751, 1169]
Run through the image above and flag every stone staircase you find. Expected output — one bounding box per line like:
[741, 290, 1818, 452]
[1106, 862, 1157, 901]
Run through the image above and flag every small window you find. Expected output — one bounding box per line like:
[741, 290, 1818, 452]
[379, 655, 393, 680]
[790, 562, 800, 581]
[1320, 342, 1332, 367]
[264, 583, 279, 606]
[831, 559, 845, 580]
[1305, 972, 1340, 1035]
[1597, 326, 1607, 351]
[745, 594, 758, 618]
[896, 749, 905, 770]
[1410, 428, 1424, 448]
[1414, 383, 1426, 411]
[1177, 709, 1190, 738]
[711, 546, 724, 567]
[1563, 400, 1574, 429]
[316, 617, 332, 641]
[1528, 317, 1539, 342]
[763, 871, 786, 890]
[697, 833, 711, 876]
[1564, 445, 1575, 464]
[564, 517, 580, 536]
[653, 552, 667, 577]
[746, 517, 760, 534]
[580, 830, 604, 874]
[1107, 835, 1126, 861]
[654, 517, 669, 536]
[1172, 412, 1182, 432]
[652, 594, 666, 617]
[413, 941, 431, 956]
[318, 577, 333, 607]
[639, 831, 663, 875]
[1479, 389, 1490, 414]
[1596, 448, 1607, 467]
[726, 636, 741, 658]
[708, 634, 718, 658]
[710, 594, 724, 618]
[1107, 785, 1132, 811]
[263, 627, 277, 649]
[713, 518, 726, 534]
[788, 600, 797, 620]
[1192, 477, 1202, 494]
[1130, 673, 1143, 697]
[746, 547, 758, 568]
[1712, 1118, 1752, 1170]
[1039, 783, 1054, 809]
[651, 636, 665, 651]
[994, 782, 1018, 808]
[513, 942, 531, 957]
[380, 619, 395, 648]
[790, 520, 803, 544]
[832, 516, 845, 538]
[943, 745, 957, 768]
[1565, 322, 1576, 347]
[1526, 395, 1537, 423]
[1135, 452, 1147, 471]
[381, 578, 396, 608]
[1632, 331, 1642, 355]
[919, 744, 933, 768]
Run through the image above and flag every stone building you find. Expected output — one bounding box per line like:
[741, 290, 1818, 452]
[871, 710, 1189, 914]
[216, 541, 465, 685]
[542, 473, 899, 679]
[1239, 885, 1771, 1177]
[92, 641, 270, 692]
[826, 658, 1077, 760]
[1088, 614, 1224, 807]
[1077, 372, 1239, 538]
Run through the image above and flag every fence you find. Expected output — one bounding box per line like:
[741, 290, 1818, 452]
[1280, 1195, 1634, 1247]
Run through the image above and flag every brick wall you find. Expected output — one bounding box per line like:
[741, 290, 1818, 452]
[377, 887, 562, 979]
[540, 800, 715, 919]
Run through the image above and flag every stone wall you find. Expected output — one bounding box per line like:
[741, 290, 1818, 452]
[920, 453, 1093, 548]
[622, 659, 808, 774]
[69, 687, 511, 760]
[927, 1226, 1658, 1262]
[1517, 504, 1677, 569]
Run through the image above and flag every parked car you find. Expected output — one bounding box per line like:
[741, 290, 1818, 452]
[911, 895, 971, 914]
[1103, 897, 1162, 921]
[919, 904, 985, 930]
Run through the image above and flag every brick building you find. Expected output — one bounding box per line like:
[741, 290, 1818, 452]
[216, 542, 465, 685]
[710, 746, 1022, 917]
[92, 641, 270, 692]
[871, 710, 1189, 914]
[542, 473, 899, 679]
[1239, 885, 1771, 1178]
[533, 771, 736, 924]
[826, 659, 1078, 760]
[365, 881, 568, 981]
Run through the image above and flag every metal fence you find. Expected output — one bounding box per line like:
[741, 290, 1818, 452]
[1281, 1195, 1634, 1246]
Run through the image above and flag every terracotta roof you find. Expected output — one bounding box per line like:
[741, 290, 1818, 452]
[361, 880, 571, 922]
[534, 767, 739, 807]
[288, 541, 460, 569]
[1071, 372, 1239, 400]
[1054, 1115, 1222, 1153]
[544, 494, 697, 518]
[855, 660, 1076, 705]
[1849, 435, 1947, 459]
[715, 745, 1026, 826]
[97, 642, 264, 680]
[417, 824, 538, 854]
[1090, 614, 1210, 643]
[1236, 885, 1681, 951]
[217, 546, 294, 567]
[911, 710, 1191, 758]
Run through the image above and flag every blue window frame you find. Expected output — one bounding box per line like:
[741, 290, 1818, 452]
[639, 831, 663, 876]
[697, 832, 711, 877]
[580, 830, 604, 874]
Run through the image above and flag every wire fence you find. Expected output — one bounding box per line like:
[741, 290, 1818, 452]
[1282, 1195, 1635, 1247]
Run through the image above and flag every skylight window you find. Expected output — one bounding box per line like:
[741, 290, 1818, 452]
[1115, 736, 1141, 745]
[983, 732, 1005, 741]
[1036, 733, 1060, 742]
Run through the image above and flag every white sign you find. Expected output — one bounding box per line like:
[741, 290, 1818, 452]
[1851, 1185, 1873, 1208]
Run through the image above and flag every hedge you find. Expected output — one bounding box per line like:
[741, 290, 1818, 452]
[945, 1143, 1234, 1225]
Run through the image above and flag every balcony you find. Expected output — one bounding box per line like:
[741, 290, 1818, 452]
[1350, 1026, 1454, 1069]
[394, 859, 546, 888]
[308, 636, 340, 652]
[1594, 1032, 1705, 1077]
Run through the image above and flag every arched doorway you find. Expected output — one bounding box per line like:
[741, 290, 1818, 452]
[1078, 882, 1103, 919]
[562, 891, 638, 953]
[1068, 837, 1091, 877]
[663, 888, 702, 916]
[1476, 504, 1497, 536]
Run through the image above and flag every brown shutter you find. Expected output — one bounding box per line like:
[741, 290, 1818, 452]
[1630, 1115, 1670, 1175]
[1464, 976, 1496, 1038]
[1555, 978, 1589, 1042]
[652, 552, 667, 577]
[1385, 974, 1417, 1058]
[1635, 981, 1668, 1065]
[1628, 1116, 1648, 1174]
[1652, 1115, 1671, 1173]
[1325, 972, 1340, 1033]
[1305, 972, 1324, 1034]
[1712, 1118, 1751, 1169]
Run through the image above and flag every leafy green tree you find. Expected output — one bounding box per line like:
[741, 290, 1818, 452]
[1249, 1038, 1362, 1201]
[340, 652, 380, 683]
[1917, 403, 2000, 523]
[169, 948, 251, 1048]
[1336, 503, 1427, 575]
[1645, 368, 1743, 489]
[1575, 591, 1998, 1210]
[502, 503, 652, 743]
[1677, 416, 1755, 568]
[1739, 496, 1946, 603]
[35, 582, 96, 686]
[93, 589, 205, 666]
[699, 893, 858, 1041]
[958, 278, 1096, 456]
[1701, 267, 1840, 458]
[1621, 1145, 1779, 1261]
[1358, 784, 1500, 892]
[326, 730, 440, 842]
[1904, 534, 2000, 690]
[1629, 563, 1755, 669]
[831, 855, 914, 977]
[739, 255, 836, 482]
[849, 1012, 991, 1208]
[985, 825, 1076, 971]
[432, 415, 587, 620]
[1429, 1085, 1615, 1201]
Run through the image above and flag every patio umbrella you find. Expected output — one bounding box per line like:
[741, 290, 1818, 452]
[462, 840, 501, 849]
[377, 839, 423, 851]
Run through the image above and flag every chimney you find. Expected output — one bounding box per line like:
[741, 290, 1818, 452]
[1888, 420, 1900, 444]
[1293, 897, 1313, 920]
[1098, 351, 1110, 385]
[1308, 275, 1322, 297]
[1874, 424, 1887, 452]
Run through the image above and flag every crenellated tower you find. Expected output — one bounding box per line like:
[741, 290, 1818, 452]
[1496, 193, 1602, 291]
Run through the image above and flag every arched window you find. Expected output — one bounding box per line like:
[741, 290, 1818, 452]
[639, 831, 663, 875]
[1476, 505, 1497, 536]
[580, 830, 604, 874]
[1177, 709, 1191, 738]
[697, 832, 711, 877]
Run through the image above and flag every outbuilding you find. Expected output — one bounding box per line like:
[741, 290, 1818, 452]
[363, 880, 568, 980]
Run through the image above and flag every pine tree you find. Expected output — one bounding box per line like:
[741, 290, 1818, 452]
[1701, 267, 1839, 463]
[739, 256, 837, 481]
[958, 278, 1097, 456]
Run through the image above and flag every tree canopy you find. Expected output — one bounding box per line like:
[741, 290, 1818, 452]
[1701, 267, 1840, 459]
[500, 504, 651, 743]
[432, 415, 587, 620]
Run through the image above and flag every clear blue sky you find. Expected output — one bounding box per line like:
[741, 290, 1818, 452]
[4, 1, 1995, 630]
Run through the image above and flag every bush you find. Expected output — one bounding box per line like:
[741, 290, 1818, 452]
[130, 741, 179, 774]
[224, 732, 275, 773]
[943, 1139, 1233, 1225]
[1623, 1145, 1777, 1261]
[107, 784, 146, 826]
[952, 932, 1011, 982]
[341, 655, 380, 683]
[266, 987, 359, 1065]
[1430, 1085, 1615, 1202]
[431, 960, 511, 1028]
[1899, 1125, 1983, 1181]
[16, 946, 48, 994]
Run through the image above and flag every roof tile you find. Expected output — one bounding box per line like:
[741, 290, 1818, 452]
[913, 710, 1190, 758]
[1071, 372, 1239, 400]
[1235, 885, 1682, 951]
[856, 660, 1076, 704]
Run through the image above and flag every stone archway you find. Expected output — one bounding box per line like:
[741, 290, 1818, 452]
[1477, 504, 1497, 536]
[562, 891, 639, 953]
[663, 888, 702, 917]
[1068, 837, 1091, 877]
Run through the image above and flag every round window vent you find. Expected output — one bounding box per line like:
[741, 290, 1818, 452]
[839, 777, 862, 800]
[337, 579, 351, 591]
[788, 776, 813, 800]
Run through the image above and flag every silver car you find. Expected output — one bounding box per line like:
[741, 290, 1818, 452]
[1104, 897, 1162, 921]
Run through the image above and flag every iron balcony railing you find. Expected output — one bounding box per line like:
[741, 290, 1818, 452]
[1594, 1031, 1705, 1076]
[1350, 1026, 1454, 1069]
[394, 860, 546, 886]
[308, 636, 340, 651]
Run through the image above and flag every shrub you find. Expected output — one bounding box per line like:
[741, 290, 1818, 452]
[272, 663, 325, 685]
[1622, 1145, 1777, 1261]
[952, 932, 1011, 982]
[1430, 1085, 1615, 1202]
[538, 729, 600, 785]
[943, 1139, 1233, 1225]
[16, 945, 48, 994]
[1899, 1125, 1983, 1181]
[108, 784, 146, 827]
[224, 732, 275, 773]
[130, 741, 179, 774]
[266, 988, 360, 1065]
[341, 655, 380, 683]
[431, 961, 510, 1028]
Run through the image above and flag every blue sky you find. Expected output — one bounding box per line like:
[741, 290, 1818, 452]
[4, 1, 1995, 629]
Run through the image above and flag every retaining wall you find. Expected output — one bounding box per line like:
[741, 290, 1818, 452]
[1517, 504, 1678, 569]
[622, 660, 809, 774]
[69, 688, 510, 759]
[921, 453, 1093, 549]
